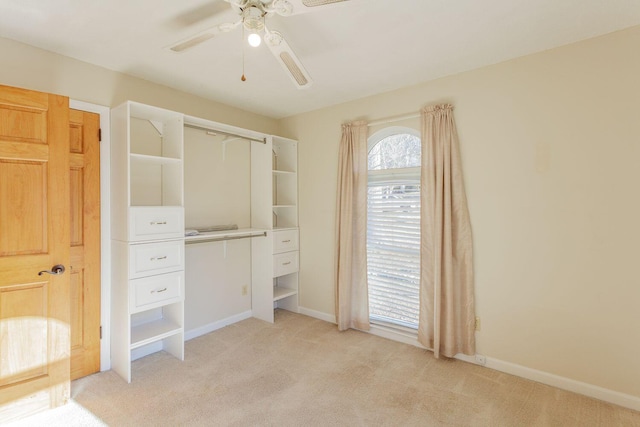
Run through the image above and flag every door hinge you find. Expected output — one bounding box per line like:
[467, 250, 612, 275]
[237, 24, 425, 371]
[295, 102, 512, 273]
[98, 128, 102, 142]
[100, 326, 102, 339]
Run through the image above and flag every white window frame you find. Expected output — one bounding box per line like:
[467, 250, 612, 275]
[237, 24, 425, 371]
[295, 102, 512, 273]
[367, 126, 421, 331]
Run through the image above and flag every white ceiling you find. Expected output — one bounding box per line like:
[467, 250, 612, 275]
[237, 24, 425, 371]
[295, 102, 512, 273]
[1, 0, 639, 119]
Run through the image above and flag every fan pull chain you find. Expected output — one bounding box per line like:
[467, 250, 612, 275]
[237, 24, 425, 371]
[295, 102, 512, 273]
[241, 21, 247, 82]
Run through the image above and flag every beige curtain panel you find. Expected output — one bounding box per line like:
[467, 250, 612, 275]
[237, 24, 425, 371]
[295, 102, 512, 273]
[335, 121, 370, 331]
[418, 104, 476, 358]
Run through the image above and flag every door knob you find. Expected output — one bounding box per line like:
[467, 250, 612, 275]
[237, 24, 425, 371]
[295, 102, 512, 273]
[38, 264, 66, 276]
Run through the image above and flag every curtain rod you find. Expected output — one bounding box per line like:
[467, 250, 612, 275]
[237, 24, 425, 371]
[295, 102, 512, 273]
[367, 112, 419, 127]
[184, 123, 267, 144]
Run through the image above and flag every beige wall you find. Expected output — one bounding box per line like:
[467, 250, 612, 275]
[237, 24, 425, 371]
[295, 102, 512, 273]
[2, 25, 638, 399]
[0, 37, 278, 133]
[278, 25, 640, 398]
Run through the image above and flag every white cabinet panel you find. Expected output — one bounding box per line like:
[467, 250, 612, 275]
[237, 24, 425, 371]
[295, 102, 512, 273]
[130, 271, 184, 313]
[130, 240, 184, 279]
[129, 206, 184, 241]
[273, 251, 299, 278]
[273, 229, 299, 254]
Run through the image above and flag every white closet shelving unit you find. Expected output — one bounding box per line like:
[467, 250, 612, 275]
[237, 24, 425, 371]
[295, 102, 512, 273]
[111, 102, 185, 383]
[251, 136, 300, 323]
[112, 102, 299, 381]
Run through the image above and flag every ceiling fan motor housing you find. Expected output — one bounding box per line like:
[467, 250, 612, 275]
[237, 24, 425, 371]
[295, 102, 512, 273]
[241, 0, 267, 32]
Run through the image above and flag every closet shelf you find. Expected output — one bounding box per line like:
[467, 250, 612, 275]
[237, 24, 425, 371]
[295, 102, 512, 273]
[273, 205, 296, 209]
[130, 318, 182, 350]
[273, 287, 298, 302]
[273, 226, 298, 232]
[130, 153, 181, 165]
[272, 170, 296, 175]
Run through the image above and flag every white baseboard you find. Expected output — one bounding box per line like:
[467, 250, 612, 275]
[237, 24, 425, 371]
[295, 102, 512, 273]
[480, 356, 640, 412]
[184, 310, 253, 341]
[294, 307, 640, 412]
[298, 306, 336, 324]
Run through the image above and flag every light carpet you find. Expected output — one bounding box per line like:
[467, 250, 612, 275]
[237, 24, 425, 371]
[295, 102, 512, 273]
[10, 310, 640, 426]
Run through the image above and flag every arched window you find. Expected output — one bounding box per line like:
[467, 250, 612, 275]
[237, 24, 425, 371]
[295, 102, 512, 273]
[367, 127, 421, 330]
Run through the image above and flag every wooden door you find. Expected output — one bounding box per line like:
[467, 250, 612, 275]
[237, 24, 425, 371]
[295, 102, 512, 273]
[0, 85, 71, 420]
[69, 109, 100, 380]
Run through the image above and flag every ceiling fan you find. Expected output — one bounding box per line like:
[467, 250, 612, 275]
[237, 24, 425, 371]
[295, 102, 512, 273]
[168, 0, 351, 88]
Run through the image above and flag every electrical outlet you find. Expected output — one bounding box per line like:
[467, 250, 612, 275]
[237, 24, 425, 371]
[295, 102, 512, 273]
[475, 354, 487, 366]
[242, 285, 248, 296]
[475, 316, 481, 331]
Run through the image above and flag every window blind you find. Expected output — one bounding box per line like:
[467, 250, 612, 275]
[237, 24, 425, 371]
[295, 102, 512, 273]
[366, 178, 420, 329]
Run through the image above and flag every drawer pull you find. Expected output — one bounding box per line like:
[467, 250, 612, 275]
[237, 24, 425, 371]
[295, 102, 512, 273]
[282, 261, 291, 266]
[150, 221, 167, 225]
[151, 287, 168, 294]
[151, 256, 168, 261]
[282, 239, 291, 243]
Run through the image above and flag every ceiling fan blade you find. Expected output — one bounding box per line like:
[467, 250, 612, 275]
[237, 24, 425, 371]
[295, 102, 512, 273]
[170, 1, 231, 29]
[271, 0, 351, 16]
[264, 28, 313, 89]
[168, 20, 241, 53]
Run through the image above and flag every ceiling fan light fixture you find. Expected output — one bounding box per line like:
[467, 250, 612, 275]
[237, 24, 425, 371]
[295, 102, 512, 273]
[242, 3, 265, 32]
[248, 32, 262, 47]
[169, 0, 322, 88]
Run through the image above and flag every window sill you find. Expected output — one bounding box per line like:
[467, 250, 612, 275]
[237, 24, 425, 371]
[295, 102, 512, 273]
[366, 321, 427, 350]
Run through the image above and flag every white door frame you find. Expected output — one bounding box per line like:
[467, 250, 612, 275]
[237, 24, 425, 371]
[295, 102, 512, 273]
[70, 99, 111, 371]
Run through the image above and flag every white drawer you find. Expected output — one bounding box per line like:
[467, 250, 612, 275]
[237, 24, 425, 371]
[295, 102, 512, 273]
[273, 251, 299, 278]
[129, 207, 184, 242]
[129, 240, 184, 279]
[273, 229, 299, 254]
[130, 271, 183, 313]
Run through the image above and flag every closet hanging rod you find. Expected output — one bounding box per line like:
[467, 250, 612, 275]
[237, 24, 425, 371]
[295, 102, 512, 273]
[184, 123, 267, 144]
[185, 231, 267, 245]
